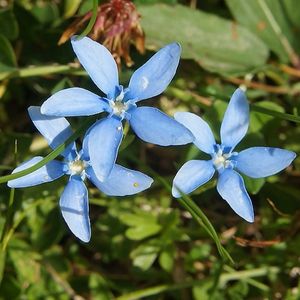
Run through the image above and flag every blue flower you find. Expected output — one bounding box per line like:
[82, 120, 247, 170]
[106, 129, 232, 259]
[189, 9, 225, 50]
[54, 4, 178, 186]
[8, 106, 153, 242]
[172, 88, 296, 222]
[40, 36, 193, 181]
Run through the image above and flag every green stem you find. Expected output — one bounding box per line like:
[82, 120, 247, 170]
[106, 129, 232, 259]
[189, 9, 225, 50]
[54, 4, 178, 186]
[0, 116, 97, 184]
[78, 0, 98, 38]
[18, 65, 77, 77]
[219, 266, 279, 288]
[0, 188, 15, 248]
[115, 281, 196, 300]
[0, 140, 18, 249]
[168, 87, 300, 123]
[115, 266, 279, 300]
[250, 103, 300, 123]
[125, 152, 233, 263]
[144, 168, 233, 264]
[177, 195, 233, 264]
[208, 260, 224, 297]
[223, 266, 270, 292]
[0, 64, 86, 80]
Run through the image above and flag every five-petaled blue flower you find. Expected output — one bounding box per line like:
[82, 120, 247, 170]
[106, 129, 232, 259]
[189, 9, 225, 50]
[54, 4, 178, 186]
[40, 36, 193, 181]
[8, 107, 153, 242]
[172, 88, 296, 222]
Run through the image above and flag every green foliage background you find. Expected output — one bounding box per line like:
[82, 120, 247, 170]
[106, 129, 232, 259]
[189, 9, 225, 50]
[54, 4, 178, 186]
[0, 0, 300, 299]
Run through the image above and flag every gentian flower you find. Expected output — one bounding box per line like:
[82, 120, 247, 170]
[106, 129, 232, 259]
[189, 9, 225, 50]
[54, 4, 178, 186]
[172, 88, 296, 222]
[41, 36, 193, 181]
[8, 107, 153, 242]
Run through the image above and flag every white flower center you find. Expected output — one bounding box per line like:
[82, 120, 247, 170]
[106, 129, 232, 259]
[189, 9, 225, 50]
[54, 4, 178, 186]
[111, 100, 129, 117]
[109, 88, 130, 118]
[69, 160, 86, 176]
[213, 150, 232, 170]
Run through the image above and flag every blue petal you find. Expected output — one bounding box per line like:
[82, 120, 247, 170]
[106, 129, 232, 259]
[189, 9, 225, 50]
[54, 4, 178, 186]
[28, 106, 77, 159]
[130, 107, 193, 146]
[217, 169, 254, 222]
[71, 36, 119, 97]
[236, 147, 296, 178]
[88, 117, 123, 181]
[127, 43, 181, 101]
[59, 177, 91, 242]
[87, 164, 153, 196]
[172, 160, 215, 198]
[41, 88, 109, 117]
[81, 125, 93, 161]
[174, 112, 216, 154]
[220, 88, 249, 150]
[8, 156, 64, 188]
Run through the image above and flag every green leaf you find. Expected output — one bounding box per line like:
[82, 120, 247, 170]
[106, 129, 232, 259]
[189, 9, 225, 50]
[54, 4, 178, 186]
[0, 275, 20, 299]
[51, 77, 74, 94]
[193, 282, 218, 300]
[188, 244, 211, 261]
[249, 101, 284, 133]
[0, 34, 17, 80]
[0, 34, 16, 68]
[120, 212, 162, 240]
[282, 0, 300, 28]
[31, 207, 64, 251]
[159, 249, 174, 272]
[226, 0, 300, 64]
[44, 247, 71, 275]
[89, 273, 113, 300]
[0, 9, 19, 40]
[243, 176, 265, 195]
[8, 239, 41, 285]
[136, 0, 177, 4]
[79, 0, 94, 14]
[63, 0, 81, 19]
[227, 281, 249, 300]
[119, 134, 135, 152]
[126, 223, 162, 240]
[30, 2, 59, 24]
[119, 212, 157, 227]
[131, 244, 160, 270]
[139, 4, 268, 75]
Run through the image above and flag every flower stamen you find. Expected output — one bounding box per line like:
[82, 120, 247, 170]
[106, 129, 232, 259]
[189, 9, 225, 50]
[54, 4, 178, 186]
[212, 146, 236, 171]
[69, 160, 86, 176]
[110, 100, 129, 117]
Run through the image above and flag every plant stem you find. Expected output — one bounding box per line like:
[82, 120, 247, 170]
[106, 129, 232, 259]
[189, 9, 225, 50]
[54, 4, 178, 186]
[78, 0, 99, 38]
[168, 86, 300, 123]
[115, 266, 279, 300]
[177, 195, 233, 264]
[0, 116, 97, 184]
[143, 167, 233, 264]
[251, 104, 300, 123]
[0, 64, 87, 80]
[0, 188, 15, 248]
